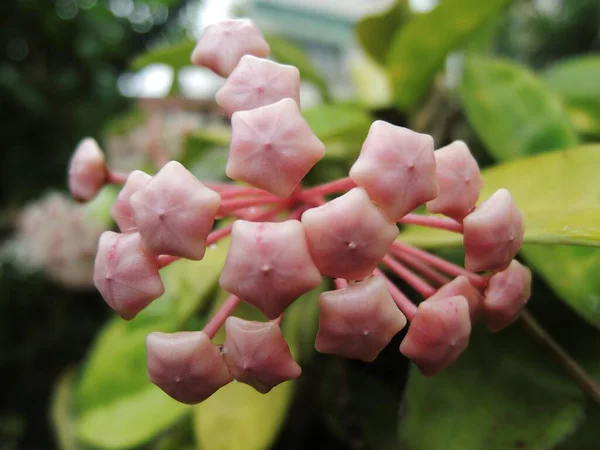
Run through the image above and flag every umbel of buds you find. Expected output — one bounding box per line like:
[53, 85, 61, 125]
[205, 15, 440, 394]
[68, 19, 531, 404]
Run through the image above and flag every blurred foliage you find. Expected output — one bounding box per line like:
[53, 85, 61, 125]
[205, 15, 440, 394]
[3, 0, 600, 449]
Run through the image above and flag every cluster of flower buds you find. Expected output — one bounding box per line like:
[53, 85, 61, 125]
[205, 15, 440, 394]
[68, 19, 531, 404]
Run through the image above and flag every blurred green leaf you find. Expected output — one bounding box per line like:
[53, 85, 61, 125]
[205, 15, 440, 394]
[542, 56, 600, 136]
[387, 0, 512, 111]
[558, 405, 600, 450]
[131, 40, 195, 72]
[356, 1, 410, 64]
[460, 57, 579, 160]
[399, 326, 585, 450]
[266, 35, 330, 100]
[51, 370, 80, 450]
[179, 126, 232, 179]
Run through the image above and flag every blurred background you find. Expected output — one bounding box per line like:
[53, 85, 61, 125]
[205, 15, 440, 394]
[2, 0, 600, 449]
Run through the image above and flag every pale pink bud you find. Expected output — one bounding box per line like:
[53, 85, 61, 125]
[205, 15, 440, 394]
[130, 161, 221, 260]
[426, 141, 483, 221]
[315, 276, 407, 362]
[222, 317, 301, 393]
[227, 98, 325, 197]
[483, 260, 532, 332]
[349, 121, 438, 222]
[94, 231, 164, 320]
[147, 331, 233, 404]
[463, 189, 524, 272]
[216, 55, 301, 117]
[111, 170, 151, 232]
[301, 188, 398, 280]
[219, 220, 322, 319]
[400, 295, 471, 376]
[68, 138, 107, 202]
[191, 19, 270, 77]
[428, 275, 483, 319]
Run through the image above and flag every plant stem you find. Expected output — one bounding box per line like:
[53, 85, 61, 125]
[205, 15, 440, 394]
[520, 310, 600, 406]
[399, 214, 463, 233]
[302, 177, 356, 199]
[203, 294, 241, 339]
[375, 269, 417, 320]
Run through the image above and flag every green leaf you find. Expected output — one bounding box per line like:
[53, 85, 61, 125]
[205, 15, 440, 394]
[78, 388, 189, 449]
[131, 40, 195, 72]
[51, 370, 80, 450]
[460, 57, 579, 160]
[356, 1, 410, 65]
[266, 35, 330, 100]
[386, 0, 512, 111]
[558, 405, 600, 450]
[542, 56, 600, 136]
[399, 326, 585, 450]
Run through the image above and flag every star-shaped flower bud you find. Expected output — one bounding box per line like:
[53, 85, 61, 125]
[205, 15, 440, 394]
[191, 19, 270, 77]
[216, 55, 301, 117]
[222, 317, 301, 393]
[463, 189, 524, 273]
[94, 231, 164, 320]
[429, 275, 483, 319]
[219, 220, 322, 319]
[147, 331, 233, 404]
[483, 260, 532, 332]
[130, 161, 221, 260]
[426, 141, 483, 221]
[111, 170, 151, 232]
[349, 121, 438, 222]
[301, 188, 398, 280]
[68, 138, 107, 202]
[315, 276, 407, 362]
[400, 295, 471, 376]
[227, 98, 326, 197]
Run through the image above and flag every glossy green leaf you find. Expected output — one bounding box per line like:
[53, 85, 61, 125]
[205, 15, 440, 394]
[266, 35, 330, 101]
[131, 40, 195, 71]
[51, 370, 80, 450]
[386, 0, 512, 111]
[460, 57, 579, 160]
[399, 326, 585, 450]
[356, 1, 410, 64]
[542, 56, 600, 136]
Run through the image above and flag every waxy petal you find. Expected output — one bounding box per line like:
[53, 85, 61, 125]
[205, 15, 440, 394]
[111, 170, 151, 232]
[68, 138, 106, 202]
[429, 275, 483, 319]
[147, 331, 233, 404]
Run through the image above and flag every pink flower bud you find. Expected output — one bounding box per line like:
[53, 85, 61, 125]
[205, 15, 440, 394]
[219, 220, 322, 319]
[315, 276, 407, 362]
[227, 98, 325, 197]
[68, 138, 107, 202]
[400, 295, 471, 376]
[111, 170, 151, 232]
[146, 331, 233, 404]
[222, 317, 301, 393]
[349, 121, 438, 222]
[301, 188, 398, 280]
[426, 141, 483, 221]
[216, 55, 301, 117]
[94, 231, 164, 320]
[429, 275, 483, 319]
[130, 161, 221, 260]
[463, 189, 524, 273]
[483, 260, 532, 332]
[191, 19, 270, 77]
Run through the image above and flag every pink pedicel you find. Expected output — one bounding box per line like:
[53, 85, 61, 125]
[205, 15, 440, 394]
[400, 295, 471, 376]
[219, 220, 322, 319]
[463, 188, 524, 272]
[227, 98, 326, 197]
[315, 276, 407, 362]
[216, 55, 301, 117]
[349, 121, 439, 222]
[146, 331, 233, 404]
[130, 161, 221, 260]
[301, 188, 398, 280]
[111, 170, 152, 232]
[483, 260, 532, 332]
[68, 138, 107, 202]
[426, 141, 483, 221]
[428, 275, 483, 319]
[93, 231, 164, 320]
[191, 19, 270, 77]
[222, 317, 301, 393]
